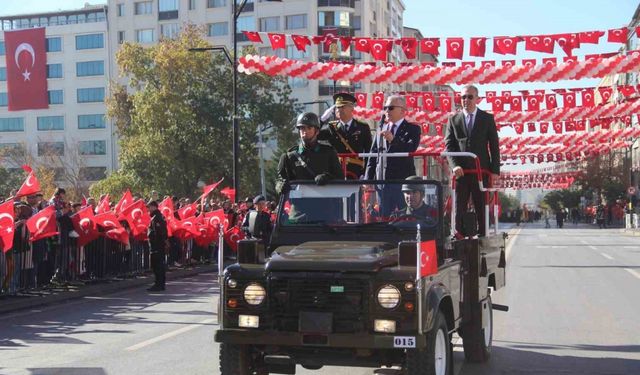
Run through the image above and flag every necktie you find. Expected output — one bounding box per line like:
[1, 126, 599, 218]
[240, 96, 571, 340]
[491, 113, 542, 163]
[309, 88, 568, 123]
[467, 113, 474, 135]
[390, 124, 396, 135]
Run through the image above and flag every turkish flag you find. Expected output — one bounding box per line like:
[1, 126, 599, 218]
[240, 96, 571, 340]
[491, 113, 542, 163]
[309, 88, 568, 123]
[369, 39, 390, 61]
[438, 92, 452, 112]
[502, 91, 512, 100]
[114, 189, 134, 217]
[485, 91, 496, 102]
[94, 212, 123, 230]
[173, 216, 201, 239]
[420, 38, 440, 55]
[527, 96, 540, 111]
[575, 120, 586, 131]
[422, 92, 435, 111]
[553, 33, 579, 56]
[469, 37, 487, 57]
[607, 27, 628, 43]
[418, 240, 437, 278]
[224, 226, 245, 252]
[205, 208, 230, 233]
[565, 121, 575, 131]
[243, 31, 262, 43]
[321, 27, 338, 53]
[491, 96, 505, 112]
[540, 122, 549, 133]
[355, 92, 367, 107]
[220, 187, 236, 203]
[527, 122, 536, 132]
[563, 91, 576, 108]
[598, 87, 613, 103]
[399, 38, 417, 59]
[579, 30, 604, 44]
[545, 94, 558, 109]
[267, 33, 286, 50]
[510, 96, 522, 111]
[105, 227, 130, 246]
[120, 200, 151, 237]
[158, 196, 174, 220]
[178, 203, 198, 219]
[372, 91, 385, 109]
[513, 123, 524, 134]
[406, 95, 418, 110]
[15, 171, 41, 198]
[524, 35, 554, 53]
[70, 206, 100, 247]
[339, 36, 351, 52]
[26, 205, 58, 242]
[291, 34, 311, 52]
[194, 218, 217, 247]
[553, 122, 564, 134]
[493, 36, 519, 55]
[619, 85, 636, 97]
[198, 177, 224, 202]
[0, 200, 15, 253]
[445, 37, 464, 59]
[4, 27, 48, 111]
[95, 194, 110, 214]
[354, 37, 371, 53]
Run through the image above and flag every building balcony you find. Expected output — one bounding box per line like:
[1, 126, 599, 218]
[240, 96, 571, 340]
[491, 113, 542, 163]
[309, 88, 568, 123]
[318, 0, 355, 8]
[158, 10, 178, 20]
[319, 84, 354, 96]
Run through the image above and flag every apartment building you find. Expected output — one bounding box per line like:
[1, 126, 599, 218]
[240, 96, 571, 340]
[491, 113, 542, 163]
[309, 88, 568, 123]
[0, 5, 115, 183]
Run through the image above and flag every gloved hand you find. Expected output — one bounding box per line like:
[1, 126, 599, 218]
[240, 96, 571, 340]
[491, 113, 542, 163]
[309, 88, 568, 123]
[320, 105, 336, 122]
[314, 174, 330, 186]
[275, 180, 290, 195]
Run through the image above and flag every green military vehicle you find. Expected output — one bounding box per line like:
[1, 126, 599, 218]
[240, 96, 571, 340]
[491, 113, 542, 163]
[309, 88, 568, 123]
[214, 177, 507, 375]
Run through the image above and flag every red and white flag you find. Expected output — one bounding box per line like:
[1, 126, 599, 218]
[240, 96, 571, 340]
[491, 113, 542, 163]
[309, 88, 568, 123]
[445, 37, 464, 60]
[0, 200, 15, 253]
[96, 194, 111, 214]
[178, 203, 198, 220]
[417, 240, 437, 279]
[469, 37, 487, 57]
[114, 189, 134, 218]
[3, 27, 48, 111]
[420, 38, 440, 55]
[26, 205, 58, 242]
[15, 166, 41, 198]
[120, 200, 150, 237]
[158, 196, 175, 220]
[94, 212, 123, 230]
[70, 205, 100, 247]
[267, 33, 286, 50]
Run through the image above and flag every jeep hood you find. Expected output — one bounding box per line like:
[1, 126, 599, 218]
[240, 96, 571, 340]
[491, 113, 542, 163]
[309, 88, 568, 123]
[266, 241, 397, 272]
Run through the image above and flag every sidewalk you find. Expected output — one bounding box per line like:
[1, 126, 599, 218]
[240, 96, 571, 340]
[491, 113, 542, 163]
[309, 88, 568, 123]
[0, 263, 219, 315]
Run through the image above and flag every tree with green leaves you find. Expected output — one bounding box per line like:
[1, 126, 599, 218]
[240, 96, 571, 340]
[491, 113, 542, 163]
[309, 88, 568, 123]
[99, 25, 298, 200]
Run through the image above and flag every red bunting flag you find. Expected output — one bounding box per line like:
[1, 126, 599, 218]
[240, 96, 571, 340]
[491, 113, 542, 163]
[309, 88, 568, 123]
[540, 122, 549, 133]
[491, 96, 505, 112]
[469, 37, 487, 57]
[513, 123, 524, 134]
[399, 38, 417, 59]
[243, 31, 263, 43]
[493, 36, 519, 55]
[510, 96, 522, 111]
[0, 200, 15, 253]
[545, 94, 558, 109]
[291, 34, 311, 52]
[553, 33, 580, 56]
[527, 122, 536, 132]
[445, 37, 464, 59]
[607, 27, 628, 43]
[527, 95, 541, 111]
[524, 35, 554, 53]
[598, 87, 613, 103]
[372, 91, 385, 109]
[619, 85, 636, 97]
[418, 240, 437, 278]
[354, 37, 371, 53]
[321, 27, 338, 53]
[422, 92, 435, 111]
[267, 33, 286, 50]
[579, 30, 604, 44]
[420, 38, 440, 55]
[4, 27, 48, 111]
[438, 92, 452, 112]
[563, 91, 576, 108]
[26, 205, 58, 242]
[553, 122, 564, 134]
[369, 39, 390, 61]
[355, 92, 367, 107]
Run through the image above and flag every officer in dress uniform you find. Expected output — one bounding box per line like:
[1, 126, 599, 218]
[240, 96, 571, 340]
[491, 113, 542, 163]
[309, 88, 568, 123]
[319, 93, 373, 179]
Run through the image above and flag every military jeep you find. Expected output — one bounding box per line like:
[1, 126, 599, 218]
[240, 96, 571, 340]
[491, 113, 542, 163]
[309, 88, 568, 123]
[214, 178, 506, 375]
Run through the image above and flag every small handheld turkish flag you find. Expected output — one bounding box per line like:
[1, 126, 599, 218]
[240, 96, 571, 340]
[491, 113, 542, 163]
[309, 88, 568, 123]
[220, 187, 236, 203]
[158, 196, 175, 220]
[70, 205, 100, 247]
[417, 240, 437, 278]
[26, 205, 58, 242]
[15, 170, 41, 198]
[96, 194, 111, 214]
[224, 226, 245, 252]
[4, 27, 48, 111]
[114, 189, 134, 217]
[178, 203, 198, 220]
[0, 200, 15, 253]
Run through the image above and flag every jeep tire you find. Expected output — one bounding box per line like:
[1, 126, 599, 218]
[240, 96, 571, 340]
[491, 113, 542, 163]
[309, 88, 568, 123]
[404, 310, 451, 375]
[462, 295, 493, 363]
[219, 343, 267, 375]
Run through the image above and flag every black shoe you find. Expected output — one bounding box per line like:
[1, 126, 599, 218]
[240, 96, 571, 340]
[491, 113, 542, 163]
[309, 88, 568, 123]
[147, 286, 165, 292]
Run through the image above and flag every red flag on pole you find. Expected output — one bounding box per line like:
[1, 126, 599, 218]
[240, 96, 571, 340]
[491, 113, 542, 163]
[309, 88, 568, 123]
[0, 200, 15, 253]
[114, 190, 134, 217]
[105, 227, 130, 246]
[417, 240, 437, 278]
[70, 205, 100, 247]
[220, 187, 236, 203]
[158, 196, 175, 219]
[15, 170, 41, 198]
[94, 212, 123, 230]
[120, 200, 150, 237]
[178, 203, 198, 220]
[224, 226, 245, 252]
[26, 205, 58, 242]
[4, 27, 48, 111]
[96, 194, 111, 214]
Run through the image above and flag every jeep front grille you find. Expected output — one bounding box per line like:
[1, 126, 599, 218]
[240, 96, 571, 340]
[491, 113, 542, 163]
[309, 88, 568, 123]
[269, 275, 370, 333]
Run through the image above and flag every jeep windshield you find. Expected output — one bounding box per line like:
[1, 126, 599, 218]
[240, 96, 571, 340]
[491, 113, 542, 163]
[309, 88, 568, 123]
[279, 180, 441, 231]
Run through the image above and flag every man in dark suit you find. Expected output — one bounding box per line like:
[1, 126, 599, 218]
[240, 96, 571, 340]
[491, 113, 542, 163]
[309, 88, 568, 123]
[445, 84, 500, 237]
[365, 95, 421, 217]
[319, 93, 373, 179]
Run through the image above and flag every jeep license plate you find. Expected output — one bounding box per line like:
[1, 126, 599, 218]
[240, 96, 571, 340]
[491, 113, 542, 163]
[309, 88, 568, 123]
[393, 336, 416, 348]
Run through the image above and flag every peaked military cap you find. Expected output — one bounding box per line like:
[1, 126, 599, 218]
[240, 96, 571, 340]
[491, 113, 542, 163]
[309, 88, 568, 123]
[333, 92, 357, 107]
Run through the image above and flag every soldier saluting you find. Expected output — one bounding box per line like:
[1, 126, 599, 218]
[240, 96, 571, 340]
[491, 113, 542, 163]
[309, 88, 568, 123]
[319, 93, 372, 180]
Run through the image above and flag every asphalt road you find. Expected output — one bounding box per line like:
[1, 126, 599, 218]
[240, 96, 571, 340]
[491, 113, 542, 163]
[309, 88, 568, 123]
[1, 222, 639, 375]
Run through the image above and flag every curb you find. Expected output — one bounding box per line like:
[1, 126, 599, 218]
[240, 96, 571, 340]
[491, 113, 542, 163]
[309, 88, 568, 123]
[0, 264, 218, 315]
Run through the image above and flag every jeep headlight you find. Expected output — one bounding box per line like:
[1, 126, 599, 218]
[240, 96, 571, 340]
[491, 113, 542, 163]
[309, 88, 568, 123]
[377, 284, 401, 309]
[243, 283, 266, 306]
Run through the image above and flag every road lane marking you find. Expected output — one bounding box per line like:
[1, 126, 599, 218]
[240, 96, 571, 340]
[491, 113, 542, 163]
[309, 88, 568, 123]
[125, 318, 216, 351]
[600, 253, 614, 260]
[623, 246, 639, 249]
[505, 227, 522, 261]
[624, 268, 640, 280]
[535, 246, 567, 249]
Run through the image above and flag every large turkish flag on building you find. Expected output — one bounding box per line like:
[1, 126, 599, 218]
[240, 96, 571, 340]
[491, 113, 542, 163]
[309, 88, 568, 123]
[4, 27, 48, 111]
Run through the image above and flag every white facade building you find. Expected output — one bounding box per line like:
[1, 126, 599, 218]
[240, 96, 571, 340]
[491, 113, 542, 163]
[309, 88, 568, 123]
[0, 5, 115, 184]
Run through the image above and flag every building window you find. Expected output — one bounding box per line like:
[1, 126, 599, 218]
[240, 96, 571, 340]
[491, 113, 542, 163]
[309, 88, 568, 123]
[80, 166, 107, 181]
[259, 16, 279, 32]
[237, 16, 255, 32]
[0, 41, 4, 55]
[287, 77, 309, 88]
[117, 3, 125, 16]
[208, 22, 228, 37]
[0, 67, 5, 81]
[136, 29, 155, 43]
[77, 88, 105, 103]
[37, 116, 65, 131]
[161, 23, 180, 38]
[0, 118, 24, 132]
[48, 90, 64, 104]
[76, 34, 104, 50]
[0, 143, 25, 156]
[353, 15, 361, 30]
[159, 0, 178, 11]
[38, 142, 64, 156]
[46, 37, 62, 52]
[118, 31, 125, 44]
[285, 14, 307, 29]
[135, 1, 153, 15]
[286, 45, 308, 59]
[78, 140, 106, 155]
[0, 92, 7, 106]
[76, 61, 104, 77]
[258, 46, 283, 57]
[189, 0, 196, 10]
[207, 0, 226, 7]
[47, 64, 63, 79]
[319, 11, 351, 27]
[78, 114, 106, 129]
